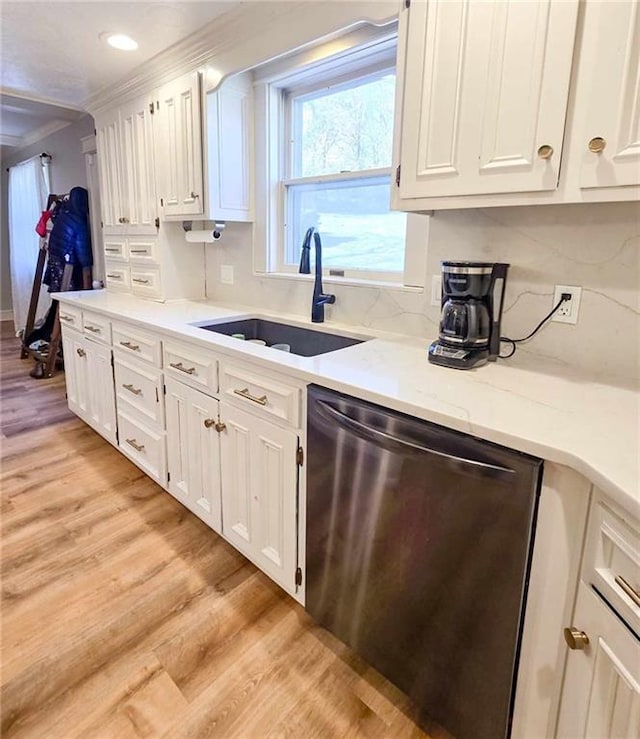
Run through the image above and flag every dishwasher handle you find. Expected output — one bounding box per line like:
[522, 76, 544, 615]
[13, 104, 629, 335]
[316, 399, 514, 478]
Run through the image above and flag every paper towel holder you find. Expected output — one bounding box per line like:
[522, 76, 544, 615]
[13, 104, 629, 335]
[182, 220, 226, 242]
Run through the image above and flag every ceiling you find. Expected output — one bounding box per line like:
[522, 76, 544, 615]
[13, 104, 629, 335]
[0, 1, 241, 156]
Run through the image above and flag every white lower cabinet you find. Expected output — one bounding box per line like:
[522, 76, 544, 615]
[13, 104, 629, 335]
[219, 400, 299, 594]
[62, 329, 117, 444]
[556, 582, 640, 738]
[165, 377, 222, 533]
[118, 409, 166, 484]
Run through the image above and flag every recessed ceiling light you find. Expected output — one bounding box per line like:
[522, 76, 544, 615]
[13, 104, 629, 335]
[102, 33, 138, 51]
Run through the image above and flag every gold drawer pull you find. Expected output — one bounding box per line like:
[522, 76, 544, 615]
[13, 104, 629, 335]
[615, 575, 640, 608]
[125, 438, 145, 452]
[588, 136, 606, 153]
[59, 314, 74, 322]
[119, 341, 140, 351]
[170, 362, 196, 375]
[76, 347, 86, 357]
[234, 387, 267, 406]
[564, 627, 589, 650]
[130, 249, 148, 254]
[85, 325, 101, 333]
[107, 273, 122, 279]
[132, 278, 150, 284]
[123, 383, 142, 396]
[537, 144, 554, 160]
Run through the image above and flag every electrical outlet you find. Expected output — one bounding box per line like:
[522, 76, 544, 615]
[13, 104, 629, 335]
[431, 274, 442, 307]
[551, 285, 582, 324]
[220, 265, 234, 285]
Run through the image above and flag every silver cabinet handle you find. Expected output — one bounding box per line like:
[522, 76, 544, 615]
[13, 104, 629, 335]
[85, 325, 101, 333]
[234, 387, 267, 406]
[59, 314, 74, 322]
[76, 347, 86, 357]
[107, 273, 121, 279]
[105, 247, 120, 253]
[615, 575, 640, 608]
[170, 362, 196, 375]
[119, 341, 140, 351]
[132, 278, 150, 285]
[122, 383, 142, 396]
[130, 249, 148, 254]
[125, 438, 145, 452]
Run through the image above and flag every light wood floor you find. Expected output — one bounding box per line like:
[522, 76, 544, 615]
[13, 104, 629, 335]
[0, 322, 440, 739]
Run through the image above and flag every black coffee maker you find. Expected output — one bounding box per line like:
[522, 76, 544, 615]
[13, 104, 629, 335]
[428, 261, 509, 370]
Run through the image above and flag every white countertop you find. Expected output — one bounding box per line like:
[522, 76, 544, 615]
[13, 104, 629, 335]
[55, 290, 640, 516]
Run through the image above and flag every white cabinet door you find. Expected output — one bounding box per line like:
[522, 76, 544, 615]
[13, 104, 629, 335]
[95, 109, 124, 232]
[62, 330, 89, 418]
[165, 377, 222, 533]
[85, 339, 117, 444]
[556, 583, 640, 738]
[119, 95, 158, 233]
[62, 332, 116, 444]
[397, 0, 579, 199]
[219, 401, 299, 593]
[157, 71, 204, 218]
[575, 1, 640, 189]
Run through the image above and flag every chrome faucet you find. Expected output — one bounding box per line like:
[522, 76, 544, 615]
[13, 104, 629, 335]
[298, 227, 335, 323]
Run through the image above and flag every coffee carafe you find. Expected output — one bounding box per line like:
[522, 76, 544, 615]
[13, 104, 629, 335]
[428, 262, 509, 369]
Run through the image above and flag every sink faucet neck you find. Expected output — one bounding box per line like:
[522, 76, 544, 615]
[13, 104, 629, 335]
[311, 230, 335, 323]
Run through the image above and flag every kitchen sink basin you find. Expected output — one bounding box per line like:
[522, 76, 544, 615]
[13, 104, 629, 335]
[197, 318, 366, 357]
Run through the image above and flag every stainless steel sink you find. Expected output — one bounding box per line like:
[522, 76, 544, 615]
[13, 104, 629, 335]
[196, 318, 366, 357]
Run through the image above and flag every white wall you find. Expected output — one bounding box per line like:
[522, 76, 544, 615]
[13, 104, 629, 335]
[0, 114, 95, 312]
[201, 201, 639, 384]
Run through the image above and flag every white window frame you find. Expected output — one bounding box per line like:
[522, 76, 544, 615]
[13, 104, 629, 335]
[253, 23, 428, 290]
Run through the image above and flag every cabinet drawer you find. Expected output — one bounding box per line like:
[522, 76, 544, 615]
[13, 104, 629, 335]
[127, 239, 157, 264]
[112, 321, 162, 366]
[220, 362, 301, 427]
[114, 357, 164, 428]
[164, 341, 218, 395]
[131, 267, 162, 300]
[82, 310, 111, 345]
[103, 239, 127, 261]
[58, 304, 82, 331]
[105, 263, 131, 290]
[117, 410, 166, 484]
[584, 499, 640, 631]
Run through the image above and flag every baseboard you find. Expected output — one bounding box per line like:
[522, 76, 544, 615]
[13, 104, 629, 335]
[0, 309, 14, 322]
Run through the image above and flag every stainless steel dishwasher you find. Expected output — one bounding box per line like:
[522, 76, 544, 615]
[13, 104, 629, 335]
[306, 385, 543, 739]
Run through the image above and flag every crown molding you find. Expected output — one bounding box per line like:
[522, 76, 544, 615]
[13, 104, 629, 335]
[85, 1, 397, 115]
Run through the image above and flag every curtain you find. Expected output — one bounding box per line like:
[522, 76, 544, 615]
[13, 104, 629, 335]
[8, 157, 51, 333]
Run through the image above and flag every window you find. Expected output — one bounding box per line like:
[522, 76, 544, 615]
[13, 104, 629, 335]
[255, 25, 426, 288]
[284, 68, 406, 278]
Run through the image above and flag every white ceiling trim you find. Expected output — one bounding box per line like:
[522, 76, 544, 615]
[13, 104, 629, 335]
[0, 132, 22, 147]
[0, 87, 86, 114]
[20, 120, 74, 149]
[85, 1, 398, 115]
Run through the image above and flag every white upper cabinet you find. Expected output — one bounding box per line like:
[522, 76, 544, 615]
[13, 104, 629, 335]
[95, 94, 157, 234]
[156, 70, 204, 218]
[95, 109, 123, 232]
[397, 0, 579, 199]
[573, 1, 640, 189]
[118, 96, 158, 232]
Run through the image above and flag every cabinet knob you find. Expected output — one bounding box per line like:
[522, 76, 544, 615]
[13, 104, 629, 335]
[537, 144, 554, 160]
[564, 627, 589, 650]
[190, 191, 199, 199]
[204, 418, 215, 428]
[76, 347, 86, 357]
[588, 137, 606, 154]
[215, 421, 226, 433]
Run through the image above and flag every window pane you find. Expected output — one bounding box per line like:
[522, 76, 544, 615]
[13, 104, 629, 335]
[292, 73, 396, 177]
[287, 178, 407, 273]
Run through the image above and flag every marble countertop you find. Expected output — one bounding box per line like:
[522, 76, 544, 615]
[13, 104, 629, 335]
[55, 290, 640, 516]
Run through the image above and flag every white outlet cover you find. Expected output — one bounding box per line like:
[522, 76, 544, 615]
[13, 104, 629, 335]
[431, 274, 442, 307]
[220, 264, 234, 285]
[551, 285, 582, 324]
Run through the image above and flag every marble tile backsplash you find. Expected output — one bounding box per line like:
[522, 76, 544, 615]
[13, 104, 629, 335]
[201, 202, 639, 384]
